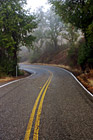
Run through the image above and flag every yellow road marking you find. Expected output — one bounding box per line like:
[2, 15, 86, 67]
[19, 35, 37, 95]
[33, 74, 53, 140]
[24, 75, 52, 140]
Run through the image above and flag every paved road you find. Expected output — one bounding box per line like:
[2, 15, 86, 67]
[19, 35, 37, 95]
[0, 64, 93, 140]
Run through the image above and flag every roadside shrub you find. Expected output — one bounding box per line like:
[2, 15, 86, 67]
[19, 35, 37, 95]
[78, 42, 93, 71]
[68, 45, 79, 67]
[0, 66, 7, 78]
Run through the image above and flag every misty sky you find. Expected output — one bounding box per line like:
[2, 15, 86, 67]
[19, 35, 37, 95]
[26, 0, 51, 12]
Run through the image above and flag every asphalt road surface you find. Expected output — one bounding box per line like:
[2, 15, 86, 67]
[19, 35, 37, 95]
[0, 64, 93, 140]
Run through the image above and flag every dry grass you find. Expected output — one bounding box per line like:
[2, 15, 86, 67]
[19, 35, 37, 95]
[88, 79, 93, 86]
[0, 70, 30, 83]
[55, 65, 93, 94]
[0, 77, 14, 82]
[0, 76, 25, 83]
[78, 70, 93, 93]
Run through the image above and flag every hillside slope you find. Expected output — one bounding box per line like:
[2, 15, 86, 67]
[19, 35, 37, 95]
[37, 49, 69, 65]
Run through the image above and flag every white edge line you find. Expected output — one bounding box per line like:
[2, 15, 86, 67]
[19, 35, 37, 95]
[1, 65, 92, 98]
[31, 64, 93, 97]
[0, 70, 35, 89]
[62, 68, 93, 97]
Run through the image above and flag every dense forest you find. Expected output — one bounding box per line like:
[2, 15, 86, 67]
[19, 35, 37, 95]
[0, 0, 93, 77]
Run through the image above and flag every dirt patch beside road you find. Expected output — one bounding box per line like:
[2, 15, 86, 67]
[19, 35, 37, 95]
[77, 70, 93, 94]
[0, 70, 30, 85]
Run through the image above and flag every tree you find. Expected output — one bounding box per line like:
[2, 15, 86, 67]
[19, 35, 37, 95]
[45, 9, 63, 50]
[0, 0, 37, 76]
[33, 7, 46, 49]
[49, 0, 93, 31]
[61, 24, 79, 47]
[33, 8, 63, 51]
[49, 0, 93, 69]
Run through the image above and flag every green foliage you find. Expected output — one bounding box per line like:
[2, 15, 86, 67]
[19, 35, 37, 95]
[0, 66, 7, 78]
[0, 0, 37, 76]
[49, 0, 93, 70]
[68, 45, 79, 67]
[86, 22, 93, 46]
[78, 43, 87, 65]
[78, 42, 93, 70]
[49, 0, 93, 31]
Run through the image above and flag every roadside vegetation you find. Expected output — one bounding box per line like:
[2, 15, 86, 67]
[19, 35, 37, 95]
[0, 69, 29, 83]
[49, 0, 93, 70]
[0, 0, 37, 77]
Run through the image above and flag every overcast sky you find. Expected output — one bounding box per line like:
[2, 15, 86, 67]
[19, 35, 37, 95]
[26, 0, 51, 12]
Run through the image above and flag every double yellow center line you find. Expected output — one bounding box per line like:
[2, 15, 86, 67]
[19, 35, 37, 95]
[24, 71, 53, 140]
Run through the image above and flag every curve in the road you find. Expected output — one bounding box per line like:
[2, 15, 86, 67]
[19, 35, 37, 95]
[0, 64, 93, 140]
[0, 65, 92, 99]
